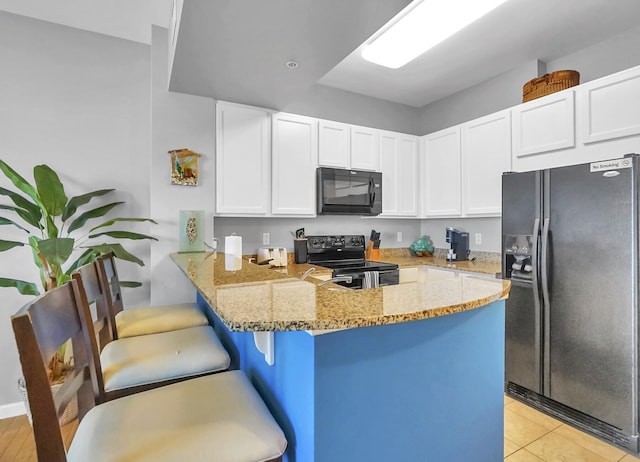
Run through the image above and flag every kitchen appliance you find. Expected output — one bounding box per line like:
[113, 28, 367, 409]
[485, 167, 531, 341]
[445, 227, 469, 261]
[502, 154, 639, 453]
[294, 228, 307, 264]
[257, 247, 287, 266]
[317, 167, 382, 216]
[306, 234, 398, 289]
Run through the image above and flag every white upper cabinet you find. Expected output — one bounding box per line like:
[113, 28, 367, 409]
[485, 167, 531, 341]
[351, 125, 380, 171]
[577, 65, 640, 144]
[461, 110, 512, 216]
[318, 120, 350, 169]
[380, 131, 418, 217]
[271, 113, 318, 216]
[216, 102, 271, 215]
[422, 127, 462, 217]
[512, 90, 575, 157]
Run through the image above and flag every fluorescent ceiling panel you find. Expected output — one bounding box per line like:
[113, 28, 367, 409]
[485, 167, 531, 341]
[362, 0, 510, 69]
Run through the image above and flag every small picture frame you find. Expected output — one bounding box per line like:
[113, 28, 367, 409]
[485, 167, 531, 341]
[169, 149, 201, 186]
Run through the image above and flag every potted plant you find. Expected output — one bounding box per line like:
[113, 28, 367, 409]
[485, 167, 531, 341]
[0, 159, 157, 421]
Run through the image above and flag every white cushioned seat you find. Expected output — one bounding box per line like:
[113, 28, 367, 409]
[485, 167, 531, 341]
[115, 302, 209, 338]
[100, 325, 230, 392]
[67, 370, 287, 462]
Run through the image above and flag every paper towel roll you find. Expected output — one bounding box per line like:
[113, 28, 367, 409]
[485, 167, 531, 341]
[225, 235, 242, 271]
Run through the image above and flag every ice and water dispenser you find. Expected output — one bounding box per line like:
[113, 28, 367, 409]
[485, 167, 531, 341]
[503, 235, 534, 281]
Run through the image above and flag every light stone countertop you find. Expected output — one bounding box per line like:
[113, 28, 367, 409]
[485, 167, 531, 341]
[171, 251, 510, 332]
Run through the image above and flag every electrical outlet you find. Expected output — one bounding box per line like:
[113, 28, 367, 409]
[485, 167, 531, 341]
[475, 233, 482, 245]
[262, 232, 270, 246]
[397, 231, 403, 242]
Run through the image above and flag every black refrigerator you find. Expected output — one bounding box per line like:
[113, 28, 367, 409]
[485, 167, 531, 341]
[502, 154, 639, 453]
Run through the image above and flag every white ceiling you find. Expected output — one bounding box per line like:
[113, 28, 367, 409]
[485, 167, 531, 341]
[170, 0, 640, 109]
[3, 0, 640, 109]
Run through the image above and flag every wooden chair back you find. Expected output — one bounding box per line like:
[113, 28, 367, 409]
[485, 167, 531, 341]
[71, 259, 116, 351]
[11, 281, 100, 462]
[95, 253, 126, 332]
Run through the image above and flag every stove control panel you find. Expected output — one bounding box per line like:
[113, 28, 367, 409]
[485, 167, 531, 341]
[307, 235, 365, 250]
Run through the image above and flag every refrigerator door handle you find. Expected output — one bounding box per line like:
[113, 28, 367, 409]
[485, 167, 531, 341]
[531, 217, 542, 391]
[541, 216, 551, 393]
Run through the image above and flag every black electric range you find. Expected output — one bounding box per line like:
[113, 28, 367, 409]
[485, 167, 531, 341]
[306, 235, 399, 289]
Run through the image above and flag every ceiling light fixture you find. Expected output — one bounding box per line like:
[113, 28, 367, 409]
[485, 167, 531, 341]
[362, 0, 510, 69]
[285, 60, 299, 70]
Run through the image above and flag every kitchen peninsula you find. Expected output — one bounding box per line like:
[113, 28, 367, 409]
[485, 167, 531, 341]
[172, 252, 510, 462]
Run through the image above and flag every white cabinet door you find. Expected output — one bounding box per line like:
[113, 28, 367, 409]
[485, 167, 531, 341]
[351, 125, 380, 171]
[422, 127, 462, 217]
[380, 132, 398, 215]
[379, 131, 418, 217]
[216, 102, 270, 215]
[512, 90, 575, 157]
[578, 65, 640, 144]
[318, 120, 350, 168]
[271, 113, 318, 216]
[397, 135, 419, 216]
[461, 110, 511, 216]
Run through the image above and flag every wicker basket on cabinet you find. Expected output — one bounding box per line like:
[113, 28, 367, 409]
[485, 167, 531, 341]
[522, 70, 580, 102]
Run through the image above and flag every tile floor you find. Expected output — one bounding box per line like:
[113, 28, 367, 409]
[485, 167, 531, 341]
[504, 395, 640, 461]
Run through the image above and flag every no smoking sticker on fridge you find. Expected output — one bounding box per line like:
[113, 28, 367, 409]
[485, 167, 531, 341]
[590, 158, 632, 172]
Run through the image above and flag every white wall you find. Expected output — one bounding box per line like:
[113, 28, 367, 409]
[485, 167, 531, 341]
[547, 25, 640, 83]
[149, 25, 215, 306]
[0, 11, 151, 410]
[284, 84, 423, 135]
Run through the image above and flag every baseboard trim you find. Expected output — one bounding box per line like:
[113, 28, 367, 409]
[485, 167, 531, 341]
[0, 401, 26, 419]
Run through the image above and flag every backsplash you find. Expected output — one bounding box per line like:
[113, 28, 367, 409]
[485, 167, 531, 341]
[380, 247, 501, 263]
[213, 216, 503, 255]
[213, 216, 421, 254]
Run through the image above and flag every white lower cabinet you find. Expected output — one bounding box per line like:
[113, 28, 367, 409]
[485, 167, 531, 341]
[422, 127, 462, 217]
[461, 110, 512, 216]
[271, 113, 318, 216]
[380, 131, 418, 217]
[216, 102, 271, 215]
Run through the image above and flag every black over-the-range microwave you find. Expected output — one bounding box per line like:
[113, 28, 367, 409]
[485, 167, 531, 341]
[316, 167, 382, 216]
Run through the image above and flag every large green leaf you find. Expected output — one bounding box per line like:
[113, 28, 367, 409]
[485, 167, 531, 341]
[34, 165, 67, 217]
[44, 214, 59, 238]
[0, 239, 24, 251]
[63, 189, 114, 221]
[89, 217, 157, 232]
[85, 243, 144, 266]
[37, 237, 74, 266]
[28, 236, 47, 290]
[0, 159, 44, 209]
[0, 204, 41, 228]
[0, 278, 39, 296]
[0, 217, 30, 233]
[65, 248, 99, 275]
[67, 202, 124, 233]
[0, 187, 42, 222]
[88, 230, 158, 241]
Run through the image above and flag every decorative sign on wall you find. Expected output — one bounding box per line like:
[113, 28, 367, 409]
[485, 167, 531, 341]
[178, 210, 205, 252]
[168, 148, 201, 186]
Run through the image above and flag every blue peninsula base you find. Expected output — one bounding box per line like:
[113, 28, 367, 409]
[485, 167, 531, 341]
[198, 293, 505, 462]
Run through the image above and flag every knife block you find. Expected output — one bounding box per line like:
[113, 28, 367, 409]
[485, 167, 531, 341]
[365, 241, 380, 261]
